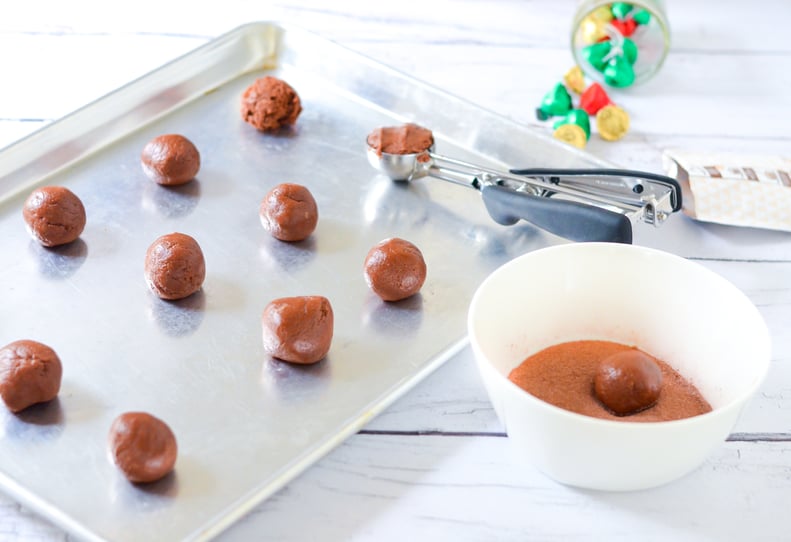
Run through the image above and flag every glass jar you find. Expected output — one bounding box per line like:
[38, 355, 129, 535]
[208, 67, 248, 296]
[571, 0, 670, 87]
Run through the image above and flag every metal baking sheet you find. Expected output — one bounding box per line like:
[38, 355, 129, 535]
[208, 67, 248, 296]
[0, 22, 604, 541]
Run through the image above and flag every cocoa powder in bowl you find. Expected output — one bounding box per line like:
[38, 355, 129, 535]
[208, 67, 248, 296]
[508, 340, 711, 422]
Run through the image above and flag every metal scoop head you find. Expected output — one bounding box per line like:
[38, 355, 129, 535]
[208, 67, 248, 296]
[366, 144, 433, 182]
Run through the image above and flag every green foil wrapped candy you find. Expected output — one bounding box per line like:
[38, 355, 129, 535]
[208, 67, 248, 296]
[610, 2, 633, 20]
[603, 55, 636, 87]
[622, 37, 638, 64]
[632, 8, 652, 25]
[582, 41, 612, 72]
[537, 82, 573, 118]
[554, 108, 591, 140]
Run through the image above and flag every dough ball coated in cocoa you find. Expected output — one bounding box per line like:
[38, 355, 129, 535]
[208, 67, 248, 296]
[262, 296, 333, 364]
[259, 183, 318, 242]
[108, 412, 177, 483]
[240, 76, 302, 132]
[141, 134, 200, 186]
[22, 186, 86, 247]
[594, 349, 663, 416]
[144, 232, 206, 300]
[0, 340, 62, 413]
[363, 238, 427, 301]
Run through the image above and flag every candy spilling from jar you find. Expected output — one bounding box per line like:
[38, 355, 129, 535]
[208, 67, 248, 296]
[572, 1, 670, 88]
[536, 71, 630, 149]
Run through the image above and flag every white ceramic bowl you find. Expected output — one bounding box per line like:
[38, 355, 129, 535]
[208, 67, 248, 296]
[468, 243, 771, 491]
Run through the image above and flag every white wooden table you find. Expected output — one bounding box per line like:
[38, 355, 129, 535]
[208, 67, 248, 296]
[1, 1, 790, 540]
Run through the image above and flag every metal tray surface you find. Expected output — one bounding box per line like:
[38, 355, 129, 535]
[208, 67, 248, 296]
[0, 23, 603, 541]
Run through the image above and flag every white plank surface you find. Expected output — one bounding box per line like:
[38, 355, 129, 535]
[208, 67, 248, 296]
[1, 0, 790, 540]
[222, 436, 791, 542]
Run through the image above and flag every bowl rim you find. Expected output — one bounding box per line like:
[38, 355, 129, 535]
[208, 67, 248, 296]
[467, 242, 773, 429]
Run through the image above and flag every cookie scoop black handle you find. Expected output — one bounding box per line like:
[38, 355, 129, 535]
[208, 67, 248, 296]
[480, 184, 633, 244]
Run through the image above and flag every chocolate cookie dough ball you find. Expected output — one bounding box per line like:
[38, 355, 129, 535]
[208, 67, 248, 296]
[141, 134, 200, 186]
[262, 296, 333, 364]
[364, 238, 427, 301]
[594, 349, 663, 416]
[260, 183, 318, 242]
[366, 123, 434, 156]
[144, 232, 206, 300]
[0, 340, 62, 413]
[241, 76, 302, 132]
[108, 412, 177, 483]
[22, 186, 86, 247]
